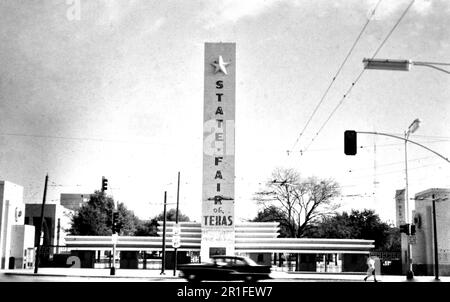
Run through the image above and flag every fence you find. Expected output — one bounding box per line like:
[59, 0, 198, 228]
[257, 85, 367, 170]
[370, 251, 402, 275]
[369, 251, 401, 261]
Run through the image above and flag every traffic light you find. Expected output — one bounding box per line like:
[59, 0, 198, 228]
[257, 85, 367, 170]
[112, 211, 119, 234]
[344, 130, 357, 155]
[410, 224, 416, 235]
[400, 223, 410, 235]
[101, 177, 108, 192]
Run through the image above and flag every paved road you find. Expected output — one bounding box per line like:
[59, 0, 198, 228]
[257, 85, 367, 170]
[0, 274, 180, 282]
[0, 269, 447, 282]
[0, 275, 432, 282]
[0, 275, 364, 282]
[0, 273, 362, 282]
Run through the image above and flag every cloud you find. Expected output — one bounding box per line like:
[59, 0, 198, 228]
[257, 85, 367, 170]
[200, 0, 283, 28]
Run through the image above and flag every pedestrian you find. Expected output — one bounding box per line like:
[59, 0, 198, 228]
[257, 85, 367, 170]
[364, 256, 378, 282]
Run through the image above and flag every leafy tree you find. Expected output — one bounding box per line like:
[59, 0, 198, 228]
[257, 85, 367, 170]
[251, 205, 291, 237]
[68, 191, 139, 236]
[382, 226, 401, 251]
[303, 211, 353, 239]
[254, 168, 340, 238]
[305, 209, 400, 251]
[154, 208, 190, 222]
[135, 219, 157, 236]
[134, 209, 190, 236]
[116, 202, 140, 235]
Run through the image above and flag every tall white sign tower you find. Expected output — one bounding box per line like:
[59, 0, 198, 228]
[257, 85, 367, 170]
[201, 43, 236, 260]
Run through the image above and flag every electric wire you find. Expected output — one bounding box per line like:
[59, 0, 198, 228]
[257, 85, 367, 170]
[299, 0, 416, 155]
[286, 138, 450, 155]
[288, 0, 383, 155]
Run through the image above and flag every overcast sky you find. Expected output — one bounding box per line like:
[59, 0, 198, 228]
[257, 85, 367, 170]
[1, 0, 449, 224]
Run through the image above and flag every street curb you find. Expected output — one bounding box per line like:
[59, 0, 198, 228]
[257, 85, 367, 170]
[3, 272, 179, 279]
[287, 272, 366, 275]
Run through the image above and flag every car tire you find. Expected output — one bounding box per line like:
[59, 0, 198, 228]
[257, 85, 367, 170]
[244, 275, 255, 283]
[187, 274, 200, 283]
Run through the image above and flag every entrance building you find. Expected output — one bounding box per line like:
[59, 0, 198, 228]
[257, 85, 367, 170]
[65, 221, 374, 272]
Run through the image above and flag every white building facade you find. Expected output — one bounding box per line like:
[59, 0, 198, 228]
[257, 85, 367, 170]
[0, 180, 35, 269]
[411, 188, 450, 275]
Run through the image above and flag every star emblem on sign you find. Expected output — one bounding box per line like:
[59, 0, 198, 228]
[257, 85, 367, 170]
[211, 55, 230, 75]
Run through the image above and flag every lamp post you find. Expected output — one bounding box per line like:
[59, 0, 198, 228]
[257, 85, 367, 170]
[404, 118, 421, 280]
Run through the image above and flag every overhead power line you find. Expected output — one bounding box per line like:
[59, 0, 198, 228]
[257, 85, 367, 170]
[392, 134, 450, 140]
[286, 139, 450, 155]
[301, 69, 365, 154]
[370, 0, 416, 58]
[299, 0, 416, 156]
[288, 0, 383, 155]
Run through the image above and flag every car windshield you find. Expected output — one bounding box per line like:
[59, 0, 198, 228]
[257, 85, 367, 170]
[207, 256, 260, 266]
[242, 257, 258, 266]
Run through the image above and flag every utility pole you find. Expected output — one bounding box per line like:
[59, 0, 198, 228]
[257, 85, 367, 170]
[56, 218, 61, 254]
[174, 171, 180, 276]
[404, 130, 414, 280]
[432, 194, 440, 281]
[110, 210, 119, 275]
[110, 211, 117, 276]
[160, 191, 167, 275]
[34, 174, 48, 274]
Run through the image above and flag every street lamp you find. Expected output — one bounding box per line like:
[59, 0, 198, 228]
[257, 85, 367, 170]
[404, 118, 421, 280]
[363, 58, 450, 74]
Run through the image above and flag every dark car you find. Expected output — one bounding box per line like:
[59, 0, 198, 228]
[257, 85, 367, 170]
[178, 255, 272, 282]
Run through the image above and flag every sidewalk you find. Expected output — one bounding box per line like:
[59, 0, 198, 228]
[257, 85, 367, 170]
[1, 268, 180, 279]
[1, 268, 449, 282]
[282, 271, 450, 282]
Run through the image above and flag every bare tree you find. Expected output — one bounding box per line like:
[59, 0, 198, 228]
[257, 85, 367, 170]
[254, 168, 340, 238]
